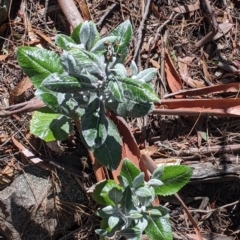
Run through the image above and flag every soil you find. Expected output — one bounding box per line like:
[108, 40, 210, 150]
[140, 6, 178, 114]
[1, 0, 240, 239]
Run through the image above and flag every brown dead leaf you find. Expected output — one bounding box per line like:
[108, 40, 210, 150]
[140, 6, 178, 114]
[154, 98, 240, 117]
[165, 52, 183, 95]
[150, 58, 160, 69]
[0, 22, 8, 35]
[0, 160, 16, 189]
[0, 133, 10, 143]
[178, 56, 196, 87]
[0, 54, 8, 61]
[201, 60, 212, 81]
[164, 82, 240, 98]
[151, 2, 162, 19]
[140, 145, 158, 156]
[10, 77, 32, 97]
[173, 0, 200, 13]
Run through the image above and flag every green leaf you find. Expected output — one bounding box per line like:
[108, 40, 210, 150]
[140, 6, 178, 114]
[133, 68, 157, 83]
[86, 21, 100, 50]
[97, 206, 118, 218]
[35, 87, 88, 116]
[55, 34, 79, 51]
[117, 228, 141, 239]
[49, 115, 73, 140]
[128, 211, 143, 219]
[135, 217, 148, 233]
[110, 63, 127, 78]
[120, 159, 141, 186]
[135, 187, 152, 198]
[132, 172, 145, 189]
[130, 60, 138, 75]
[80, 21, 90, 46]
[135, 186, 155, 207]
[108, 215, 120, 229]
[147, 179, 163, 187]
[121, 186, 133, 214]
[92, 180, 122, 205]
[106, 77, 160, 117]
[144, 209, 162, 217]
[42, 73, 83, 92]
[145, 216, 172, 240]
[152, 166, 164, 180]
[93, 119, 122, 170]
[30, 108, 71, 142]
[91, 36, 118, 53]
[108, 187, 123, 205]
[154, 166, 193, 196]
[117, 175, 130, 188]
[17, 47, 63, 87]
[110, 20, 133, 56]
[61, 49, 105, 80]
[70, 23, 83, 43]
[81, 97, 108, 148]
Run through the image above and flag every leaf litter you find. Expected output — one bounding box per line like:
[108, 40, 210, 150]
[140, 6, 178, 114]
[1, 0, 240, 239]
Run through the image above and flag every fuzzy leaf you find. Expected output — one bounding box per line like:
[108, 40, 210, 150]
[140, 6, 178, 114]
[133, 68, 157, 83]
[120, 159, 141, 186]
[70, 23, 83, 43]
[80, 21, 90, 46]
[121, 186, 133, 214]
[17, 47, 63, 87]
[55, 34, 79, 51]
[81, 97, 108, 148]
[42, 73, 83, 92]
[108, 187, 123, 205]
[110, 20, 133, 56]
[132, 172, 145, 189]
[93, 119, 122, 170]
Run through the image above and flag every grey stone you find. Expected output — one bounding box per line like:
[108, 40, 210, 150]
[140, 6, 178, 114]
[0, 165, 87, 240]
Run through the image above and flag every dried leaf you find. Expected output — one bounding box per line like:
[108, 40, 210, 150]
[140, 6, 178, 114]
[0, 160, 16, 189]
[213, 23, 233, 41]
[150, 58, 160, 69]
[0, 54, 8, 61]
[10, 77, 32, 97]
[151, 2, 162, 19]
[163, 82, 240, 98]
[178, 56, 195, 87]
[154, 98, 240, 117]
[77, 0, 91, 20]
[165, 52, 183, 94]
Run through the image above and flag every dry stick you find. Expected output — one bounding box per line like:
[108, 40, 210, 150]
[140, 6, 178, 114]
[44, 0, 50, 29]
[57, 0, 83, 28]
[160, 29, 169, 97]
[133, 0, 151, 62]
[96, 3, 118, 28]
[141, 154, 203, 240]
[196, 0, 219, 47]
[202, 0, 218, 31]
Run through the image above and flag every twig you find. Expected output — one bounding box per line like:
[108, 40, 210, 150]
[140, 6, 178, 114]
[133, 0, 151, 61]
[96, 3, 118, 28]
[0, 98, 46, 118]
[160, 29, 169, 96]
[189, 200, 239, 213]
[57, 0, 83, 28]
